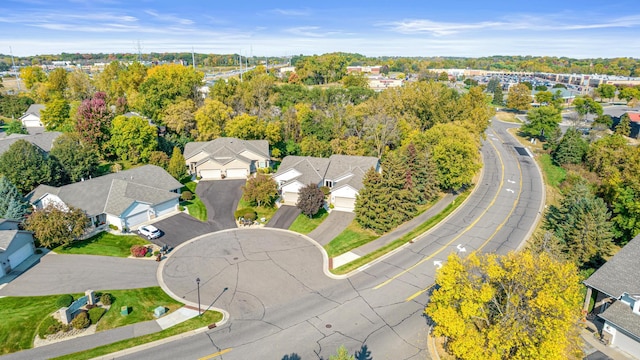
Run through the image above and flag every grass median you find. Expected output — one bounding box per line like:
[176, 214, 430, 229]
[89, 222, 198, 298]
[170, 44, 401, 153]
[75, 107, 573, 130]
[289, 208, 328, 234]
[51, 310, 223, 360]
[181, 181, 207, 221]
[331, 190, 470, 275]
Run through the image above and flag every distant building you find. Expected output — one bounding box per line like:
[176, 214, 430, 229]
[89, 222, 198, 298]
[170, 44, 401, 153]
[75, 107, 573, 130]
[368, 77, 404, 92]
[347, 66, 381, 75]
[19, 104, 45, 128]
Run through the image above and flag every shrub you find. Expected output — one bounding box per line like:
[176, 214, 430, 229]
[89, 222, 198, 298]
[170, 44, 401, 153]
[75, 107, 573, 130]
[320, 186, 330, 196]
[178, 205, 185, 211]
[56, 294, 74, 308]
[88, 307, 106, 324]
[38, 316, 64, 338]
[145, 249, 153, 257]
[234, 207, 257, 219]
[108, 224, 118, 230]
[130, 244, 147, 257]
[71, 311, 90, 329]
[244, 212, 256, 221]
[180, 191, 193, 201]
[100, 293, 112, 305]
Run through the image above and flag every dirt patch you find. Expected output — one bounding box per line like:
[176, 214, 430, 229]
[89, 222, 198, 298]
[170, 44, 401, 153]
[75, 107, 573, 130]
[495, 111, 521, 123]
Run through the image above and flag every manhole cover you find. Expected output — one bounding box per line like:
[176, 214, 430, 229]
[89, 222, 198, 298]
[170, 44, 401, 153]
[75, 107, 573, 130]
[326, 324, 332, 328]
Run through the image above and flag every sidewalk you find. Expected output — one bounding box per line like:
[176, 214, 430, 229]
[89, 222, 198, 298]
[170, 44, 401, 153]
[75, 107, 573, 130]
[332, 193, 457, 267]
[0, 307, 201, 360]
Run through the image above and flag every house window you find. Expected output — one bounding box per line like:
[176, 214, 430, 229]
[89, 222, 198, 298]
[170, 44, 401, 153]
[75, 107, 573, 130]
[324, 180, 333, 188]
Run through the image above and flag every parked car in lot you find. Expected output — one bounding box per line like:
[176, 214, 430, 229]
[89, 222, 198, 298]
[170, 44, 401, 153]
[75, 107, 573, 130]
[138, 225, 162, 239]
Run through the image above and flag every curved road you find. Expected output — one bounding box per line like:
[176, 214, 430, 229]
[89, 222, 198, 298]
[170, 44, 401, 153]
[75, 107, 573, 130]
[118, 121, 544, 359]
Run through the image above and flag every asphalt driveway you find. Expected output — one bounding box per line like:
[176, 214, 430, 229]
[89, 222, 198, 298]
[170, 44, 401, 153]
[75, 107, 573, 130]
[146, 180, 245, 248]
[266, 205, 301, 229]
[308, 210, 354, 246]
[196, 179, 245, 230]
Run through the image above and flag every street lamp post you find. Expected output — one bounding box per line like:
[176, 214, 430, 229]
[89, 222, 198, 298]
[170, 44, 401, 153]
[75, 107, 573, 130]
[196, 277, 201, 315]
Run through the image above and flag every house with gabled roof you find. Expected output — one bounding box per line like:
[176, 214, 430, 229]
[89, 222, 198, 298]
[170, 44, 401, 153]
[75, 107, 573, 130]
[19, 104, 45, 128]
[274, 154, 380, 212]
[0, 132, 62, 156]
[0, 219, 35, 277]
[26, 165, 182, 231]
[583, 234, 640, 357]
[184, 137, 271, 180]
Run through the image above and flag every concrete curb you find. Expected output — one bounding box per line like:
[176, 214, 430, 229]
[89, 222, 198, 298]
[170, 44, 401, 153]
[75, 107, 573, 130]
[331, 140, 487, 279]
[90, 324, 214, 360]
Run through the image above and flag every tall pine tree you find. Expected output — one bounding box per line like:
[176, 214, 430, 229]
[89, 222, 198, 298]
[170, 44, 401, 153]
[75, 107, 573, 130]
[405, 143, 438, 204]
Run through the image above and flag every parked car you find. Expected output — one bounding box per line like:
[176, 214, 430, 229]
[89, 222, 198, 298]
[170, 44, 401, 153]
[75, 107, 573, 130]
[138, 225, 162, 239]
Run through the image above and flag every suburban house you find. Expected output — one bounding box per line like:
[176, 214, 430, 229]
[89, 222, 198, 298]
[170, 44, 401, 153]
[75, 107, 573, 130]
[184, 137, 271, 180]
[583, 234, 640, 357]
[274, 154, 380, 212]
[26, 165, 182, 231]
[0, 132, 62, 156]
[626, 111, 640, 123]
[0, 219, 36, 277]
[19, 104, 45, 128]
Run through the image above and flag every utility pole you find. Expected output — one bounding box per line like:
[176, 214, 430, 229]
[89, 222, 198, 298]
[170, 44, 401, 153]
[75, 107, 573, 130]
[135, 40, 143, 62]
[239, 51, 243, 82]
[9, 46, 20, 91]
[191, 47, 196, 69]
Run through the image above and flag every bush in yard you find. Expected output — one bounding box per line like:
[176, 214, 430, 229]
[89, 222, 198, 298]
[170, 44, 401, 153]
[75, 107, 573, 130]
[108, 224, 118, 230]
[320, 186, 330, 197]
[130, 244, 147, 257]
[71, 311, 90, 329]
[39, 316, 64, 338]
[100, 293, 112, 305]
[244, 212, 256, 221]
[180, 190, 193, 201]
[234, 207, 257, 219]
[296, 184, 325, 218]
[88, 307, 106, 324]
[56, 294, 74, 308]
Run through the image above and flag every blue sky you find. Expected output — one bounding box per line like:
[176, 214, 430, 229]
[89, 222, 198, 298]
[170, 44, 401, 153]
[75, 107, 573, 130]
[2, 0, 639, 58]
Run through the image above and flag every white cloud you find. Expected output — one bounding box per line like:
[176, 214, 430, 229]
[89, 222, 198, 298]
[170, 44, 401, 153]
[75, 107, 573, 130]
[270, 8, 311, 16]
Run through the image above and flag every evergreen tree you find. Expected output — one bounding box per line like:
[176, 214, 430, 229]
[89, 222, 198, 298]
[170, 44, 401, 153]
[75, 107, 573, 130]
[405, 143, 438, 204]
[379, 152, 416, 231]
[492, 86, 503, 106]
[546, 181, 614, 266]
[355, 167, 386, 233]
[552, 128, 588, 165]
[0, 176, 28, 219]
[167, 147, 188, 181]
[615, 114, 631, 137]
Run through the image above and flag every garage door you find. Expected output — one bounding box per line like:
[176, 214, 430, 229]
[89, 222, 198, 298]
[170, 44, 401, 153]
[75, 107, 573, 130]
[125, 211, 149, 228]
[614, 329, 640, 357]
[8, 243, 34, 268]
[23, 119, 42, 127]
[200, 169, 221, 179]
[226, 168, 247, 179]
[333, 197, 356, 212]
[154, 199, 177, 217]
[283, 192, 299, 205]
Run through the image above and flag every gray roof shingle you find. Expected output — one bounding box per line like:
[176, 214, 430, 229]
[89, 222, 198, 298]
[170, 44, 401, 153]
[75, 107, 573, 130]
[184, 137, 270, 160]
[598, 300, 640, 340]
[276, 156, 331, 187]
[20, 104, 45, 119]
[0, 132, 62, 155]
[584, 234, 640, 298]
[0, 230, 18, 252]
[27, 165, 182, 217]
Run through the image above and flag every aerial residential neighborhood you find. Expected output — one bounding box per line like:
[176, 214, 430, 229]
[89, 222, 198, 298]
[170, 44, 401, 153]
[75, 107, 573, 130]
[1, 1, 640, 360]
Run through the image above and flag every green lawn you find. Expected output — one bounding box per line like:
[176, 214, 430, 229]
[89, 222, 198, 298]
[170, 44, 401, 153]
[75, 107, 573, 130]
[332, 190, 470, 274]
[236, 198, 278, 224]
[52, 310, 223, 360]
[0, 294, 81, 355]
[288, 208, 328, 234]
[539, 153, 566, 188]
[96, 287, 183, 331]
[181, 181, 207, 221]
[53, 232, 149, 257]
[325, 222, 379, 257]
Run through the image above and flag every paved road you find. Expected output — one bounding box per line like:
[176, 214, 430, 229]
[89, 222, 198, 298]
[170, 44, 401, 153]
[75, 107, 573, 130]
[114, 121, 545, 360]
[265, 205, 301, 229]
[0, 254, 158, 296]
[308, 211, 355, 246]
[146, 213, 216, 249]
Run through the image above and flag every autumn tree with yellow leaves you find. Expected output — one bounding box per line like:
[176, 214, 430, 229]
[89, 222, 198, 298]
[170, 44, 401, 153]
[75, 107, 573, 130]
[425, 251, 583, 360]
